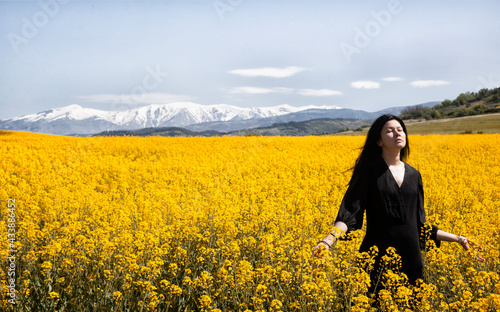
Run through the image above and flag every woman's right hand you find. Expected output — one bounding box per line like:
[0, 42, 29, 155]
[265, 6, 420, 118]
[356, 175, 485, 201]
[310, 224, 346, 268]
[311, 241, 331, 268]
[312, 241, 330, 256]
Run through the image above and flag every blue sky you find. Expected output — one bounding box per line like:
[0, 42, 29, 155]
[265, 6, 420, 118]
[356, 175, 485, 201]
[1, 0, 499, 120]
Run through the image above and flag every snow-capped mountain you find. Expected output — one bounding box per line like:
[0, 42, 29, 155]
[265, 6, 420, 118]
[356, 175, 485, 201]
[0, 102, 342, 135]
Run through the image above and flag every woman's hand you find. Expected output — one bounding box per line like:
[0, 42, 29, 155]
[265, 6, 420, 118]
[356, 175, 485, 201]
[458, 236, 485, 262]
[311, 224, 346, 268]
[312, 241, 330, 257]
[311, 241, 331, 269]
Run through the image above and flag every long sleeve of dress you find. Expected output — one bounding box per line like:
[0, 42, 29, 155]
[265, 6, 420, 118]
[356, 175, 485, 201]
[416, 172, 441, 249]
[334, 171, 368, 233]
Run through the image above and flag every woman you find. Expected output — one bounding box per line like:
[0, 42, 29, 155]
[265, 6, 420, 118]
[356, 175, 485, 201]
[312, 114, 483, 290]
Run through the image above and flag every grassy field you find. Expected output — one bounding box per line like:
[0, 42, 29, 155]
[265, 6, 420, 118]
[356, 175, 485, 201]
[339, 113, 500, 136]
[405, 113, 500, 135]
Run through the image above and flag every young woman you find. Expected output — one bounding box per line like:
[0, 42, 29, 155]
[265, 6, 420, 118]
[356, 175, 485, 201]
[312, 114, 483, 291]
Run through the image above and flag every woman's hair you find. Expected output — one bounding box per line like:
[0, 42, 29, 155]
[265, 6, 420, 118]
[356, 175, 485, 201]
[351, 114, 410, 182]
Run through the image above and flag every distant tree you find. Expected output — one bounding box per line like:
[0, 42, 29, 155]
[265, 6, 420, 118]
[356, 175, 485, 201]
[473, 104, 487, 114]
[464, 91, 476, 102]
[437, 99, 453, 109]
[454, 108, 469, 117]
[487, 94, 500, 104]
[444, 99, 453, 106]
[429, 110, 441, 119]
[401, 87, 499, 121]
[400, 105, 427, 119]
[477, 88, 487, 98]
[453, 94, 468, 107]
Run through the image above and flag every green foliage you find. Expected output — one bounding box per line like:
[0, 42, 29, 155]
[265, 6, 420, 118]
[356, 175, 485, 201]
[336, 126, 350, 133]
[400, 87, 500, 120]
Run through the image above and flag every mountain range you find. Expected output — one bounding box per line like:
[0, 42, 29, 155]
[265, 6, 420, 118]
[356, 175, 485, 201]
[0, 101, 438, 136]
[96, 118, 372, 137]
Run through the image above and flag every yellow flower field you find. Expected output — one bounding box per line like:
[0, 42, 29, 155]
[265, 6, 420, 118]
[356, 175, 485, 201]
[0, 131, 499, 311]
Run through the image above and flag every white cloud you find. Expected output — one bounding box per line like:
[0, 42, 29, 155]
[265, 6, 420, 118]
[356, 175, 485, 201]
[382, 77, 404, 82]
[350, 81, 381, 89]
[298, 89, 343, 96]
[229, 86, 293, 94]
[228, 66, 309, 78]
[410, 80, 450, 88]
[77, 92, 194, 105]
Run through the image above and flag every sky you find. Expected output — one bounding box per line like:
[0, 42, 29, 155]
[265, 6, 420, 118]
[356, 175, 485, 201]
[1, 0, 500, 120]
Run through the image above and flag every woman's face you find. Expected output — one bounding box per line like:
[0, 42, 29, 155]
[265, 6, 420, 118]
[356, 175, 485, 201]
[378, 119, 406, 151]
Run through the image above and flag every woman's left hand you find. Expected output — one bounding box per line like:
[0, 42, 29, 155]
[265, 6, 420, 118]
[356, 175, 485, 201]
[458, 236, 485, 262]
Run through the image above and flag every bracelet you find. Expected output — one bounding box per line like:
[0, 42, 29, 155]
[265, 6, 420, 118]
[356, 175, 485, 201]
[457, 235, 465, 244]
[318, 240, 331, 248]
[329, 231, 341, 238]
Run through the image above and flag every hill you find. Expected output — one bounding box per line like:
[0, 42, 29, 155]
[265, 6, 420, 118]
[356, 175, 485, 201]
[400, 87, 500, 120]
[95, 113, 500, 137]
[404, 113, 500, 135]
[337, 113, 500, 136]
[95, 127, 221, 137]
[230, 118, 370, 136]
[94, 118, 372, 137]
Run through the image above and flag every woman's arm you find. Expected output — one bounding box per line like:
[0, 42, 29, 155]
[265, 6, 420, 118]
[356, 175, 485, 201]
[312, 169, 368, 261]
[436, 229, 485, 262]
[312, 221, 348, 255]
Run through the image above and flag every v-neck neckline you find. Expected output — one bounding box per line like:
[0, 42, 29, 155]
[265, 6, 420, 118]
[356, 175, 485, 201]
[381, 157, 406, 189]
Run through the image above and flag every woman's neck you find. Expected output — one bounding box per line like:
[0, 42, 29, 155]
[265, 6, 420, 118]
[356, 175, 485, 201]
[381, 149, 402, 166]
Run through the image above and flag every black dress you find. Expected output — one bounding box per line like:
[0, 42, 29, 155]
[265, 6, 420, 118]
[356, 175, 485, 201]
[335, 156, 439, 285]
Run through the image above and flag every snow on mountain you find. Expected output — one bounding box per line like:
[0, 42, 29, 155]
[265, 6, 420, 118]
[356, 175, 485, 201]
[13, 104, 113, 123]
[0, 102, 341, 135]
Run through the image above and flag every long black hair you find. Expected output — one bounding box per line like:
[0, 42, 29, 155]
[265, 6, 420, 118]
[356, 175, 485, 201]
[350, 114, 410, 183]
